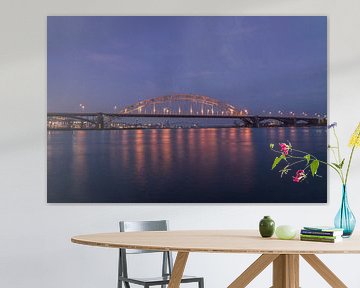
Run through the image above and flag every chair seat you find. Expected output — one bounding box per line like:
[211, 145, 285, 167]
[119, 274, 203, 285]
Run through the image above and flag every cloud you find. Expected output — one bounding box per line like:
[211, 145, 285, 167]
[183, 70, 216, 78]
[85, 51, 125, 64]
[84, 50, 148, 72]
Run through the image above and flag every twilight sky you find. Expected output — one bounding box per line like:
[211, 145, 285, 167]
[47, 16, 327, 114]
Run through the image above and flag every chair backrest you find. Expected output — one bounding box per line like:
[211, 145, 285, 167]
[118, 220, 173, 282]
[119, 220, 169, 254]
[120, 220, 168, 232]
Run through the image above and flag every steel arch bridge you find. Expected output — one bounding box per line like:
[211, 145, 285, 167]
[119, 94, 248, 116]
[47, 94, 327, 130]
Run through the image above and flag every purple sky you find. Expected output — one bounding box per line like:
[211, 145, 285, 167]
[47, 16, 327, 114]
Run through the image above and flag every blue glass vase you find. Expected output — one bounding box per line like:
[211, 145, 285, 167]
[334, 185, 356, 237]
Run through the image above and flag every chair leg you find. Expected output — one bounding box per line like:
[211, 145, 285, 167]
[198, 278, 204, 288]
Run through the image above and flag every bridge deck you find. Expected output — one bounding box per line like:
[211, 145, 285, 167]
[47, 112, 323, 121]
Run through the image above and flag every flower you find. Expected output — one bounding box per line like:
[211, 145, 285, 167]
[327, 122, 337, 129]
[349, 123, 360, 148]
[293, 170, 306, 183]
[271, 122, 359, 187]
[279, 143, 289, 155]
[296, 169, 305, 175]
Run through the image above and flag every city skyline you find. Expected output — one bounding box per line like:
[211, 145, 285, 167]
[47, 16, 327, 114]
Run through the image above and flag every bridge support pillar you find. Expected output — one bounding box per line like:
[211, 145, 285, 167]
[96, 113, 104, 129]
[254, 116, 260, 128]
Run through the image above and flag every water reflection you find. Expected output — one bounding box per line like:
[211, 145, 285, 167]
[149, 129, 160, 170]
[120, 130, 130, 168]
[134, 130, 145, 182]
[71, 131, 89, 198]
[289, 127, 298, 142]
[47, 127, 327, 203]
[160, 129, 172, 173]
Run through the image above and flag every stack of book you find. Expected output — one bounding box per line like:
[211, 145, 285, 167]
[300, 226, 344, 243]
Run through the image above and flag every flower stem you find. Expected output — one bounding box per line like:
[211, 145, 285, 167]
[333, 127, 342, 164]
[345, 145, 356, 185]
[285, 159, 306, 169]
[345, 130, 360, 185]
[332, 127, 345, 181]
[273, 148, 345, 183]
[330, 147, 338, 164]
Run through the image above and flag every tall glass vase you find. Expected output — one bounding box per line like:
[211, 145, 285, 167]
[334, 185, 356, 237]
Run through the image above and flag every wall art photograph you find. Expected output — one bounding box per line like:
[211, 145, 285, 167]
[47, 16, 327, 203]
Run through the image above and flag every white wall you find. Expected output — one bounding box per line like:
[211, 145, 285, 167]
[1, 0, 360, 287]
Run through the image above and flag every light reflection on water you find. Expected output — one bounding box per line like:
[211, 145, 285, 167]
[47, 127, 327, 203]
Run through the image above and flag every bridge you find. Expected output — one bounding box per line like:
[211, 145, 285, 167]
[47, 94, 326, 129]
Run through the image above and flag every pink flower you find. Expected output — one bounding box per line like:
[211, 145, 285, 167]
[279, 143, 289, 155]
[293, 170, 306, 183]
[296, 170, 305, 176]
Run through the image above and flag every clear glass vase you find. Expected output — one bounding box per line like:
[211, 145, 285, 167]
[334, 185, 356, 237]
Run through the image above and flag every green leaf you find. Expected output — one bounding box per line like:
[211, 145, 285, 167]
[339, 158, 345, 169]
[271, 154, 285, 170]
[332, 162, 340, 169]
[310, 159, 320, 176]
[270, 143, 274, 149]
[332, 159, 345, 169]
[304, 154, 311, 164]
[272, 157, 281, 170]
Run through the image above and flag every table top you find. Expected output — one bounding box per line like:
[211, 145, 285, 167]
[71, 230, 360, 254]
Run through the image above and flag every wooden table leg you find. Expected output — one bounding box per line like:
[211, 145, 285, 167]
[168, 252, 189, 288]
[272, 254, 299, 288]
[301, 254, 347, 288]
[228, 254, 279, 288]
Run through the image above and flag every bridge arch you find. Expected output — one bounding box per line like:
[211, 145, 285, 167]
[119, 94, 247, 116]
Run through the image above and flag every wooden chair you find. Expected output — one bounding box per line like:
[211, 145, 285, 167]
[118, 220, 204, 288]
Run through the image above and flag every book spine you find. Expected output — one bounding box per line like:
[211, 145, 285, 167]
[301, 230, 336, 236]
[300, 234, 337, 240]
[300, 237, 337, 243]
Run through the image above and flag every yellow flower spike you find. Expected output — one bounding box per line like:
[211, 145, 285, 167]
[349, 122, 360, 148]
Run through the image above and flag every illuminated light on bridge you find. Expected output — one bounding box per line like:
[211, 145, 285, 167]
[119, 94, 248, 116]
[47, 94, 327, 130]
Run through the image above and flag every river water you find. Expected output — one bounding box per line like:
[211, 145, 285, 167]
[47, 127, 327, 203]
